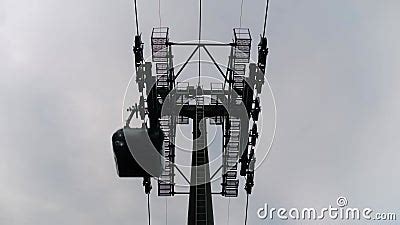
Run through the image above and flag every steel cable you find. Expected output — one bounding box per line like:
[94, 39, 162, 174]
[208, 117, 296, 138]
[263, 0, 270, 37]
[239, 0, 244, 28]
[134, 0, 139, 35]
[147, 194, 151, 225]
[244, 193, 249, 225]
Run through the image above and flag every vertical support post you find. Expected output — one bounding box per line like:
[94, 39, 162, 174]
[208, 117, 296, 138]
[188, 117, 214, 225]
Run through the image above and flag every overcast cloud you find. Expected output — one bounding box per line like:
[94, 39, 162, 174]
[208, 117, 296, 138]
[1, 0, 400, 225]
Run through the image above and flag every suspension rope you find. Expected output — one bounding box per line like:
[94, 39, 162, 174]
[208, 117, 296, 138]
[262, 0, 270, 37]
[158, 0, 162, 27]
[244, 193, 249, 225]
[147, 194, 151, 225]
[133, 0, 139, 35]
[226, 198, 231, 225]
[198, 0, 202, 84]
[239, 0, 244, 28]
[165, 198, 168, 225]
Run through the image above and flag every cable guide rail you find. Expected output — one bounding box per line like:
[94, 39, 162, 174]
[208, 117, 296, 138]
[167, 42, 236, 47]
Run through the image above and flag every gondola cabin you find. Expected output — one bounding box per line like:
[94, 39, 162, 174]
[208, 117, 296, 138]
[112, 127, 164, 178]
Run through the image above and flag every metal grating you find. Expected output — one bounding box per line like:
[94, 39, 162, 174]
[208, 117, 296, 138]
[158, 116, 176, 196]
[222, 117, 240, 197]
[232, 28, 252, 94]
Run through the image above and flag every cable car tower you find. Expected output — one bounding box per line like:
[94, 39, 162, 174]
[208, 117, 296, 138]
[112, 0, 271, 224]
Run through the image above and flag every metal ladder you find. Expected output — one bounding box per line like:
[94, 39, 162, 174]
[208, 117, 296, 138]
[195, 90, 207, 224]
[158, 116, 175, 196]
[151, 27, 173, 93]
[210, 83, 224, 125]
[176, 82, 190, 124]
[232, 28, 252, 95]
[222, 117, 240, 197]
[187, 87, 214, 225]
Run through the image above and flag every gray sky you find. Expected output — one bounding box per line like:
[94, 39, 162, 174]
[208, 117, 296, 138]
[1, 0, 400, 224]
